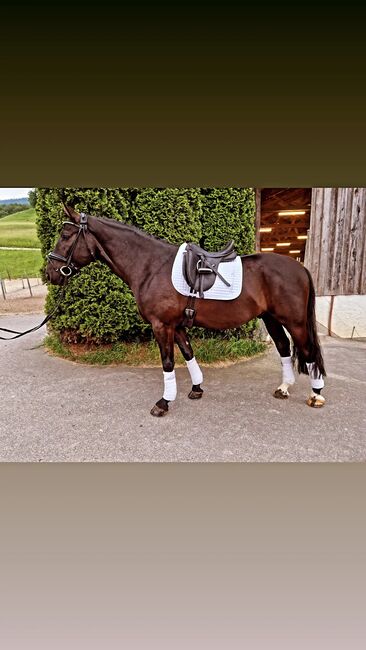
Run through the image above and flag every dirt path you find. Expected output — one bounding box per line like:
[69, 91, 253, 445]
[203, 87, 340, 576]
[0, 278, 46, 314]
[0, 295, 46, 314]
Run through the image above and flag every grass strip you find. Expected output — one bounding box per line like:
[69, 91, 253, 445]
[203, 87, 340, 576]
[0, 208, 40, 248]
[44, 334, 267, 367]
[0, 249, 43, 279]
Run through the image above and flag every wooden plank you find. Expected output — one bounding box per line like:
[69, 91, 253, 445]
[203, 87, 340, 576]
[357, 187, 366, 294]
[319, 188, 336, 294]
[310, 187, 325, 294]
[352, 187, 366, 294]
[255, 188, 261, 252]
[305, 188, 317, 284]
[347, 188, 364, 293]
[339, 188, 354, 294]
[330, 187, 345, 294]
[325, 188, 338, 294]
[304, 188, 315, 269]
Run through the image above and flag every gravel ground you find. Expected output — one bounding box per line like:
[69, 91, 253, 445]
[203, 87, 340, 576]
[1, 312, 365, 462]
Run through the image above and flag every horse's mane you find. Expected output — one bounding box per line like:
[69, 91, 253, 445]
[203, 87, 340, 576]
[94, 214, 175, 247]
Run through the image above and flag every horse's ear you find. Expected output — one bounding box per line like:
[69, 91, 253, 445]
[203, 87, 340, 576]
[62, 204, 80, 222]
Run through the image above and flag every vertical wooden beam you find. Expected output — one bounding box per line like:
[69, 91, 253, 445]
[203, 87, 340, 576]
[309, 187, 324, 294]
[255, 188, 261, 252]
[340, 188, 354, 294]
[358, 187, 366, 294]
[304, 188, 314, 269]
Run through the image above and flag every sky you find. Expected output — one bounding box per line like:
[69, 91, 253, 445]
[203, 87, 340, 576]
[0, 187, 33, 200]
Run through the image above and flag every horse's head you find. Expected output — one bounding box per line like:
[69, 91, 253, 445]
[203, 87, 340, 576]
[45, 205, 97, 285]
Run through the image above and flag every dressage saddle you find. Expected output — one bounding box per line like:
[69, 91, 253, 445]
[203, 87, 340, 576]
[183, 240, 237, 298]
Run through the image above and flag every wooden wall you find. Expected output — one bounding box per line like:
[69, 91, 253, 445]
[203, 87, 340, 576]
[305, 188, 366, 295]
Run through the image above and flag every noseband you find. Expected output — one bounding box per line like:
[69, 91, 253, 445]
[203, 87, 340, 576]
[47, 212, 94, 277]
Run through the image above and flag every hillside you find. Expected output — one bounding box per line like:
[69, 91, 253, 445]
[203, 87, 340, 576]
[0, 208, 40, 248]
[0, 208, 37, 224]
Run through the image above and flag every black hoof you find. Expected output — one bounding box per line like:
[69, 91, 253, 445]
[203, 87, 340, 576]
[273, 388, 289, 399]
[150, 398, 169, 417]
[188, 385, 203, 400]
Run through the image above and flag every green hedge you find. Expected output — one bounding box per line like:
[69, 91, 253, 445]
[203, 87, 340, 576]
[200, 188, 255, 254]
[36, 188, 256, 344]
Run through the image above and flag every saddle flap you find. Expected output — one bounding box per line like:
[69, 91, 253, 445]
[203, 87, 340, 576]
[183, 247, 200, 288]
[182, 241, 238, 297]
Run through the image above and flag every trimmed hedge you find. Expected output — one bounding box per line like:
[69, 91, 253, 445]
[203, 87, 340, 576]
[200, 188, 255, 254]
[36, 188, 256, 344]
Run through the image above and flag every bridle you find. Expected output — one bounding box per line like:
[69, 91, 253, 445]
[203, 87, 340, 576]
[47, 212, 95, 277]
[1, 211, 96, 340]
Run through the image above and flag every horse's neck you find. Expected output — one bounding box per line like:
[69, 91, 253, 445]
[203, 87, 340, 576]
[89, 217, 171, 290]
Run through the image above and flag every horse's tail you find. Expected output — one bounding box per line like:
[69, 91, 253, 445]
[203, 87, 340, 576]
[293, 266, 326, 378]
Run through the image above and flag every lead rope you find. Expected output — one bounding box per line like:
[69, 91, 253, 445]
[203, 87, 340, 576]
[0, 287, 66, 340]
[0, 213, 104, 341]
[1, 214, 87, 340]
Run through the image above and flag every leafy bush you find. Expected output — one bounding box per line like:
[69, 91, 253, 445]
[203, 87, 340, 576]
[36, 187, 256, 344]
[200, 188, 255, 254]
[131, 188, 202, 244]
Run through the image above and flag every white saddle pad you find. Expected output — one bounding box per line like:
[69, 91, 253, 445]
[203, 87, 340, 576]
[171, 243, 243, 300]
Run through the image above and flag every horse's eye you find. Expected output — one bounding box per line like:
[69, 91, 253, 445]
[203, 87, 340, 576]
[61, 234, 70, 240]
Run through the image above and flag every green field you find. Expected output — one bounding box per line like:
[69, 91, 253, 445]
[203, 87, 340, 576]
[0, 249, 43, 279]
[0, 208, 43, 278]
[0, 208, 40, 248]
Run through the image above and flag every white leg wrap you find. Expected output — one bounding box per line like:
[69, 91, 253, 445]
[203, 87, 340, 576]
[186, 357, 203, 386]
[163, 370, 177, 401]
[306, 362, 325, 390]
[280, 356, 295, 385]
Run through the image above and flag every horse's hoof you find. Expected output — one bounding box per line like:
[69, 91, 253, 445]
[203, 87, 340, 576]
[150, 404, 168, 417]
[188, 388, 203, 400]
[306, 394, 326, 408]
[273, 388, 289, 399]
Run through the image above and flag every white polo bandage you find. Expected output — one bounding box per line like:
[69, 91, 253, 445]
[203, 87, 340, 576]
[163, 370, 177, 401]
[280, 356, 295, 385]
[306, 362, 325, 389]
[186, 357, 203, 386]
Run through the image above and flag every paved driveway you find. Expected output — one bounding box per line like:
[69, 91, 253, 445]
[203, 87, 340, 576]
[1, 313, 365, 461]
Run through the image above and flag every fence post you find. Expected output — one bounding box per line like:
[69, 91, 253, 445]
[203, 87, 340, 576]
[26, 277, 33, 297]
[0, 277, 6, 300]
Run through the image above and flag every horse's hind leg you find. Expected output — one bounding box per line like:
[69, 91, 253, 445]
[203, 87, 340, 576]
[150, 322, 177, 417]
[174, 326, 204, 400]
[287, 323, 326, 408]
[262, 313, 296, 399]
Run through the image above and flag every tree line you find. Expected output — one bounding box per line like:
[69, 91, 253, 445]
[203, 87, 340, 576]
[0, 202, 30, 218]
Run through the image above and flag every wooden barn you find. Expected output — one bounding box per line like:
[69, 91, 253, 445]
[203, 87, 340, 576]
[255, 188, 366, 338]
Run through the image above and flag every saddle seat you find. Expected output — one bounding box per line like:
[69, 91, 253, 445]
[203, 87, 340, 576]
[183, 240, 237, 298]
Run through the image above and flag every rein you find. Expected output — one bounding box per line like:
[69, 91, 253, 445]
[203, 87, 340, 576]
[0, 212, 93, 341]
[0, 288, 66, 340]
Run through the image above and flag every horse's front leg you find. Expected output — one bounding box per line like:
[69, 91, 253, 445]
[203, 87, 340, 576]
[150, 322, 176, 417]
[174, 326, 204, 400]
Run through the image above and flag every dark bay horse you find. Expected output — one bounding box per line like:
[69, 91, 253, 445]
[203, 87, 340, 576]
[46, 205, 326, 416]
